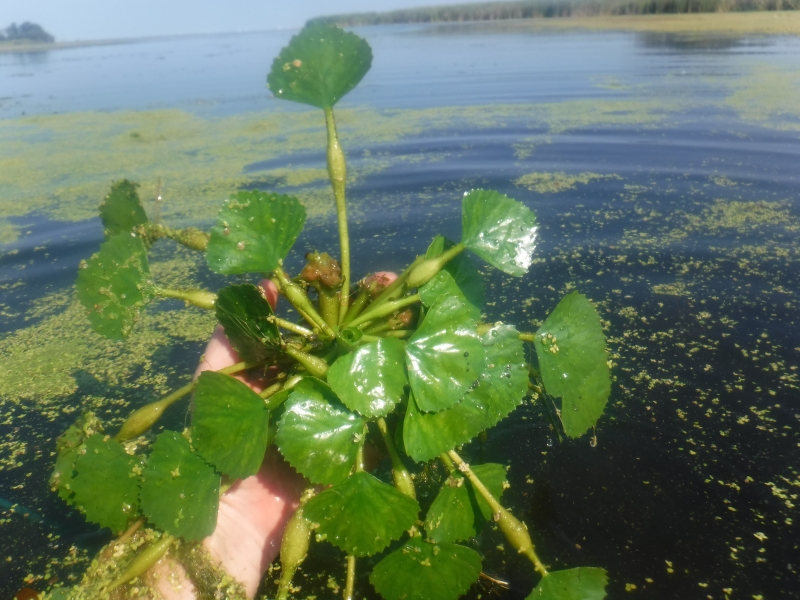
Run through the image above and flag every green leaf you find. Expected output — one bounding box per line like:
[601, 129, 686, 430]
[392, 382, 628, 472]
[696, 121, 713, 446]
[370, 537, 481, 600]
[461, 189, 538, 277]
[424, 477, 475, 543]
[303, 471, 419, 557]
[470, 463, 508, 521]
[405, 296, 485, 413]
[140, 431, 220, 541]
[215, 284, 280, 363]
[76, 233, 156, 340]
[70, 434, 142, 532]
[276, 379, 365, 485]
[267, 23, 372, 109]
[192, 371, 270, 480]
[50, 412, 103, 503]
[526, 568, 608, 600]
[328, 338, 408, 418]
[99, 180, 149, 238]
[206, 190, 306, 275]
[534, 292, 611, 438]
[420, 235, 484, 320]
[404, 324, 528, 463]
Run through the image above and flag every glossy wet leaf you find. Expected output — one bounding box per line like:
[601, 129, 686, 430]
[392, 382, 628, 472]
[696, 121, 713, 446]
[424, 477, 475, 543]
[276, 378, 365, 485]
[404, 324, 527, 463]
[303, 471, 419, 557]
[534, 292, 611, 438]
[328, 338, 408, 418]
[76, 233, 156, 340]
[405, 296, 485, 413]
[70, 434, 143, 532]
[206, 190, 306, 275]
[419, 235, 484, 320]
[470, 463, 508, 520]
[267, 22, 372, 109]
[140, 431, 220, 541]
[370, 537, 481, 600]
[461, 189, 538, 277]
[526, 567, 608, 600]
[99, 180, 149, 238]
[215, 283, 280, 363]
[192, 371, 269, 480]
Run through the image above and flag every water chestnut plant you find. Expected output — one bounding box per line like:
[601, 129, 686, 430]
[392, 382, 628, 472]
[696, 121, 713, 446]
[51, 22, 613, 600]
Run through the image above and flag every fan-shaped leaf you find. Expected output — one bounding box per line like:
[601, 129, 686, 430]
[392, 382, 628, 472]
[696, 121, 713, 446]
[215, 284, 280, 363]
[461, 189, 538, 277]
[328, 338, 408, 418]
[206, 190, 306, 275]
[70, 434, 142, 532]
[303, 471, 419, 557]
[50, 412, 103, 503]
[424, 477, 475, 544]
[192, 371, 270, 480]
[371, 537, 481, 600]
[76, 233, 156, 340]
[534, 292, 611, 438]
[405, 296, 485, 413]
[276, 378, 365, 485]
[404, 324, 527, 463]
[267, 23, 372, 109]
[526, 568, 608, 600]
[140, 431, 220, 541]
[99, 180, 149, 238]
[419, 235, 484, 320]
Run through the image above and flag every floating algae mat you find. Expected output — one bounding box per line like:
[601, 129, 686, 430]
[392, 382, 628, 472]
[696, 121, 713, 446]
[1, 21, 799, 599]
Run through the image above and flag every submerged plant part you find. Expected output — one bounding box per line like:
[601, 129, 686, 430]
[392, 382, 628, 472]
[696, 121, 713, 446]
[49, 23, 613, 600]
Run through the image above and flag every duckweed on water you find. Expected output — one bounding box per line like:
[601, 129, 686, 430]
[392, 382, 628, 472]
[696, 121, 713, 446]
[515, 172, 622, 194]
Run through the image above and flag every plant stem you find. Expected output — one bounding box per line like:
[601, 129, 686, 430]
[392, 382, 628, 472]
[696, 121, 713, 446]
[323, 106, 351, 325]
[368, 255, 425, 311]
[406, 243, 465, 289]
[114, 360, 254, 441]
[157, 288, 217, 310]
[380, 330, 413, 339]
[274, 268, 335, 339]
[108, 534, 175, 591]
[341, 283, 373, 325]
[276, 503, 313, 600]
[138, 222, 210, 252]
[348, 294, 420, 329]
[116, 518, 144, 544]
[268, 315, 315, 339]
[518, 333, 536, 343]
[377, 418, 416, 499]
[344, 555, 357, 600]
[284, 345, 329, 380]
[447, 449, 548, 577]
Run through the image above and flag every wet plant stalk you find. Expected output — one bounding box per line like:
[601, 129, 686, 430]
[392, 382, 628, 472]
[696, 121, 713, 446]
[108, 534, 175, 591]
[324, 106, 351, 325]
[348, 294, 420, 329]
[268, 315, 315, 339]
[368, 255, 425, 311]
[157, 288, 216, 310]
[377, 418, 416, 499]
[447, 449, 548, 577]
[274, 268, 334, 338]
[344, 555, 357, 600]
[276, 504, 313, 600]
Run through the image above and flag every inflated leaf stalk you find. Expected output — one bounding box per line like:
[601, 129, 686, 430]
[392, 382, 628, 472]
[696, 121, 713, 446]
[58, 20, 614, 600]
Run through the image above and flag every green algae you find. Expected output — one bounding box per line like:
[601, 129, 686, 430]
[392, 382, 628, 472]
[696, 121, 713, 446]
[514, 171, 621, 193]
[724, 69, 800, 131]
[0, 98, 682, 245]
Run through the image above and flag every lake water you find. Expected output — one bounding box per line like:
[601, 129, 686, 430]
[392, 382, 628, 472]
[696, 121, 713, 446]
[1, 22, 799, 599]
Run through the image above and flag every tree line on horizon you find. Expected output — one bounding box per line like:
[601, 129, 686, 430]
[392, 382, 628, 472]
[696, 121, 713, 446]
[0, 22, 54, 43]
[308, 0, 799, 26]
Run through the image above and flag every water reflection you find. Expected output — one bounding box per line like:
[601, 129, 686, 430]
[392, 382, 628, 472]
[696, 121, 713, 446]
[636, 31, 771, 51]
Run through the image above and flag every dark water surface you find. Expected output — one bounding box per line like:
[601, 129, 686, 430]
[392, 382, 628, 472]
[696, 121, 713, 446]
[1, 23, 799, 600]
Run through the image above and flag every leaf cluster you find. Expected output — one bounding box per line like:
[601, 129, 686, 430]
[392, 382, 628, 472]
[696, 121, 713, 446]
[59, 22, 614, 600]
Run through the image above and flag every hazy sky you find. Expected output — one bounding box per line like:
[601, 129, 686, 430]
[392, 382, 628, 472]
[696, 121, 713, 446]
[3, 0, 471, 41]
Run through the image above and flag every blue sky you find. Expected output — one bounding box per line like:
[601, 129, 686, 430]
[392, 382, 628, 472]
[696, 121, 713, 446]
[3, 0, 472, 40]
